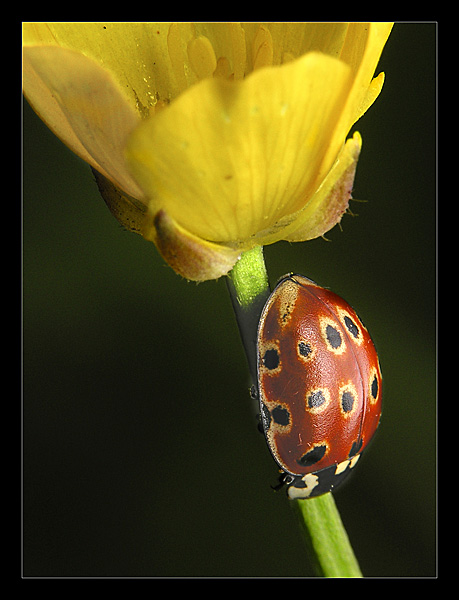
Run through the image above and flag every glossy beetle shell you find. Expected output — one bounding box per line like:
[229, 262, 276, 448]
[257, 274, 382, 499]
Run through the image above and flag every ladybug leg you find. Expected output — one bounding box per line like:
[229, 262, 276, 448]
[250, 385, 266, 434]
[271, 473, 294, 492]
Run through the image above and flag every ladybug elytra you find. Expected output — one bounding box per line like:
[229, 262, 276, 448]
[256, 274, 382, 499]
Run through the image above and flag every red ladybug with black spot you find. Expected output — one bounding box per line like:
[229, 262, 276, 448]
[256, 274, 382, 499]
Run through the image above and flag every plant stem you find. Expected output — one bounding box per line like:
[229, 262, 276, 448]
[226, 245, 271, 383]
[227, 246, 363, 578]
[293, 493, 363, 577]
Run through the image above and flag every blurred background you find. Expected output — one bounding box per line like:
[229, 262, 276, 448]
[23, 23, 436, 577]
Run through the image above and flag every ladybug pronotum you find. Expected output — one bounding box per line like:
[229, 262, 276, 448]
[256, 274, 382, 499]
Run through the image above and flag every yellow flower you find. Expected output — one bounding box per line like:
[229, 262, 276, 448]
[23, 22, 392, 281]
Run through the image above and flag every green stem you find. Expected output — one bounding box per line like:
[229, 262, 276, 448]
[227, 246, 363, 578]
[293, 494, 363, 578]
[227, 245, 270, 308]
[226, 246, 271, 383]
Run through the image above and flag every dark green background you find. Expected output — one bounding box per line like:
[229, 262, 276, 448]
[23, 23, 436, 578]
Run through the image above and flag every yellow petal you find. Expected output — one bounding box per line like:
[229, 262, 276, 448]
[340, 22, 392, 88]
[23, 45, 144, 199]
[126, 52, 352, 246]
[22, 22, 181, 112]
[322, 22, 392, 167]
[355, 71, 385, 123]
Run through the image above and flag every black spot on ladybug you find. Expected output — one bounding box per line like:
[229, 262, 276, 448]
[297, 444, 327, 467]
[371, 374, 378, 399]
[272, 405, 290, 427]
[349, 437, 363, 457]
[344, 315, 360, 339]
[298, 341, 312, 357]
[308, 390, 326, 409]
[326, 325, 342, 349]
[263, 348, 279, 370]
[341, 390, 355, 413]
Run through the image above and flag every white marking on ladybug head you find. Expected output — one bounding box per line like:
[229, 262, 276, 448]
[287, 473, 319, 500]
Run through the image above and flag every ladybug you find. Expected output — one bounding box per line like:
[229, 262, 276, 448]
[256, 274, 381, 499]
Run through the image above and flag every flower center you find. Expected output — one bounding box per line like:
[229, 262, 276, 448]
[143, 24, 301, 119]
[167, 23, 279, 91]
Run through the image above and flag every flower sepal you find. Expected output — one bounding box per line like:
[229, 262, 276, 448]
[284, 131, 362, 242]
[143, 209, 241, 281]
[93, 169, 147, 235]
